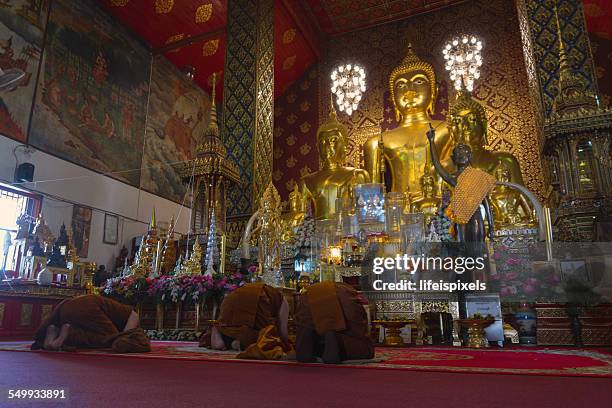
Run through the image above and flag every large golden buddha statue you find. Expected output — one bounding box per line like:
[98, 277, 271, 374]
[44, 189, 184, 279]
[490, 164, 535, 229]
[446, 90, 524, 185]
[364, 44, 452, 199]
[300, 103, 369, 221]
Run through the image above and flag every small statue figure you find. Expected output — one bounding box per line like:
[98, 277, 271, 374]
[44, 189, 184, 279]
[257, 183, 283, 285]
[490, 164, 535, 229]
[410, 159, 441, 229]
[427, 124, 495, 244]
[281, 185, 305, 243]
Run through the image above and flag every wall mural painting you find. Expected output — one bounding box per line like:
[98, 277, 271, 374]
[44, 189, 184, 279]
[0, 1, 47, 142]
[140, 56, 211, 204]
[29, 0, 150, 187]
[71, 204, 91, 259]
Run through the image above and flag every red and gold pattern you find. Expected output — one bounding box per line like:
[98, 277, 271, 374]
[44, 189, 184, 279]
[273, 65, 319, 200]
[100, 0, 315, 100]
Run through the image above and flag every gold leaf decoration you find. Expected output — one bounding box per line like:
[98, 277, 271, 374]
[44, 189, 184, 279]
[155, 0, 174, 14]
[111, 0, 129, 6]
[282, 55, 296, 70]
[286, 156, 297, 168]
[300, 101, 310, 112]
[282, 29, 296, 44]
[287, 93, 297, 103]
[203, 39, 219, 56]
[274, 148, 283, 159]
[300, 122, 311, 133]
[286, 135, 296, 146]
[166, 33, 185, 44]
[299, 144, 311, 156]
[196, 4, 213, 23]
[273, 169, 283, 181]
[300, 166, 312, 177]
[286, 113, 297, 125]
[285, 179, 297, 192]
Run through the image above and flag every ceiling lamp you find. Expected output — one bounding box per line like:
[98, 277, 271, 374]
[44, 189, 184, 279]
[442, 35, 483, 92]
[330, 64, 366, 116]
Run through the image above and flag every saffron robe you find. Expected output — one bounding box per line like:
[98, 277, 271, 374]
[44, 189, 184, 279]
[32, 294, 149, 352]
[214, 282, 284, 349]
[296, 281, 373, 360]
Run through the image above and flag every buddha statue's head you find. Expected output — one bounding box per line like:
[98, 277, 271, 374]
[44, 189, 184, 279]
[448, 91, 487, 147]
[495, 164, 512, 183]
[451, 143, 472, 169]
[389, 44, 437, 121]
[317, 103, 348, 168]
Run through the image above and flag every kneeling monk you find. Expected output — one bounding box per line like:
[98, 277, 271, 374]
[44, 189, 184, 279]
[201, 282, 289, 351]
[296, 281, 373, 364]
[31, 294, 150, 353]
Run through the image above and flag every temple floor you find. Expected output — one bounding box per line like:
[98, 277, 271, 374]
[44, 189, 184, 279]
[1, 343, 612, 407]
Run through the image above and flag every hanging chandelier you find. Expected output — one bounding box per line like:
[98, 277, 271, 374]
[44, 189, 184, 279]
[330, 64, 366, 116]
[442, 35, 483, 92]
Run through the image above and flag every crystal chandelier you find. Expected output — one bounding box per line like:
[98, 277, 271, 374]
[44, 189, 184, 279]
[331, 64, 366, 115]
[443, 35, 483, 92]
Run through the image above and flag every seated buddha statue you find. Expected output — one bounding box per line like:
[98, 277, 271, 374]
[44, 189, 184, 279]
[490, 164, 535, 229]
[446, 89, 524, 185]
[364, 44, 452, 200]
[281, 185, 305, 243]
[300, 103, 369, 221]
[410, 166, 441, 229]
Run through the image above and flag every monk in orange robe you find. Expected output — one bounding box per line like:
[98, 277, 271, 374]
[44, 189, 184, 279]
[200, 282, 289, 352]
[31, 294, 150, 353]
[296, 281, 373, 364]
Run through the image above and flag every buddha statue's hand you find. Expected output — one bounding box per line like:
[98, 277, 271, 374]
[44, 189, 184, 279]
[426, 123, 435, 142]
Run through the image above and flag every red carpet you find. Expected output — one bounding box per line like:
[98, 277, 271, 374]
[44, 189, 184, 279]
[2, 341, 612, 377]
[1, 351, 611, 408]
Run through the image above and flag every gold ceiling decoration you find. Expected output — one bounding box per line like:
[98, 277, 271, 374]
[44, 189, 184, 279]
[282, 28, 296, 44]
[283, 55, 296, 70]
[196, 4, 213, 23]
[165, 33, 184, 53]
[203, 39, 219, 56]
[155, 0, 174, 14]
[111, 0, 129, 6]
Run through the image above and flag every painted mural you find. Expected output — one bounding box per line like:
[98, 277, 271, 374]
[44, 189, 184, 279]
[29, 0, 150, 187]
[0, 1, 46, 142]
[140, 56, 211, 204]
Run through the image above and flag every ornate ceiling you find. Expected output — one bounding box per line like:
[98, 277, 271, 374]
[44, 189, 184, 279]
[303, 0, 469, 35]
[100, 1, 608, 102]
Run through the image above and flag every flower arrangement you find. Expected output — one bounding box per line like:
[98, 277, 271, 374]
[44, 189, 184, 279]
[489, 244, 563, 300]
[103, 272, 251, 305]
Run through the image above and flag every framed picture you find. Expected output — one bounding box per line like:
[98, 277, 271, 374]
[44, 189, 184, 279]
[103, 214, 119, 245]
[71, 205, 92, 258]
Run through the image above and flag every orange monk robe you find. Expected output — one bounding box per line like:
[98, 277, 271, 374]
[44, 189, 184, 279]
[296, 281, 373, 360]
[216, 282, 284, 349]
[32, 294, 150, 352]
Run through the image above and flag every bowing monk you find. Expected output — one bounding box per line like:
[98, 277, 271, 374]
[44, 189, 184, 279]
[296, 281, 373, 364]
[201, 282, 289, 352]
[31, 294, 150, 353]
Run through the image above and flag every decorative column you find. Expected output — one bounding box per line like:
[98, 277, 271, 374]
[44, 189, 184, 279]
[518, 0, 612, 241]
[221, 0, 274, 246]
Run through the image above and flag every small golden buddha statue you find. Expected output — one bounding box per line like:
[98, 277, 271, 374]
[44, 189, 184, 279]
[490, 164, 535, 229]
[281, 185, 305, 243]
[300, 101, 369, 221]
[410, 166, 440, 228]
[364, 44, 452, 199]
[447, 90, 524, 185]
